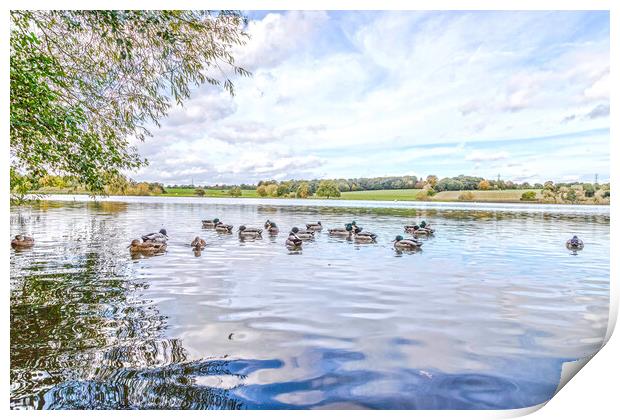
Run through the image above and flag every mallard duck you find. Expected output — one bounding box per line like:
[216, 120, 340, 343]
[405, 225, 432, 236]
[142, 228, 168, 243]
[354, 231, 377, 243]
[566, 235, 584, 250]
[215, 222, 233, 233]
[264, 221, 279, 235]
[191, 236, 206, 250]
[291, 227, 314, 240]
[419, 220, 435, 232]
[393, 235, 422, 250]
[329, 223, 353, 237]
[128, 239, 167, 254]
[202, 218, 220, 228]
[306, 221, 323, 231]
[11, 235, 34, 248]
[239, 225, 262, 239]
[285, 228, 303, 249]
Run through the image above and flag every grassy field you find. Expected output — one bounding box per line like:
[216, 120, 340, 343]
[34, 187, 546, 203]
[161, 188, 258, 198]
[340, 188, 542, 202]
[339, 189, 423, 201]
[434, 189, 542, 202]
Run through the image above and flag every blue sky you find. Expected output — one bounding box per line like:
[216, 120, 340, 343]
[132, 11, 610, 185]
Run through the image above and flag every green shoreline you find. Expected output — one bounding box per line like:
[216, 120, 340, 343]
[29, 188, 608, 206]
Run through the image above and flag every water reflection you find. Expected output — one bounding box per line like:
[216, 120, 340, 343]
[10, 199, 609, 409]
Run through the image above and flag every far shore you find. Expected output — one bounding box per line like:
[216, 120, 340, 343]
[27, 187, 609, 206]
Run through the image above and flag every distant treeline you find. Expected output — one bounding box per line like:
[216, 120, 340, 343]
[12, 170, 610, 204]
[171, 174, 602, 194]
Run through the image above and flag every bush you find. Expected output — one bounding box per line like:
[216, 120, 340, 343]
[256, 185, 268, 197]
[458, 191, 475, 201]
[228, 186, 241, 197]
[194, 188, 206, 197]
[416, 190, 429, 201]
[520, 191, 537, 201]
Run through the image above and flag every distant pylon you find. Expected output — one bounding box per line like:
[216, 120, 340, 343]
[595, 173, 598, 184]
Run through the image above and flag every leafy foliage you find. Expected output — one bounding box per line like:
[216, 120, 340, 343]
[520, 191, 537, 201]
[315, 180, 341, 198]
[10, 10, 249, 196]
[228, 186, 242, 197]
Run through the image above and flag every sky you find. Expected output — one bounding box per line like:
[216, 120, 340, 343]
[131, 10, 610, 186]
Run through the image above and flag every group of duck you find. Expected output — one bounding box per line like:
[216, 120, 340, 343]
[119, 218, 436, 255]
[10, 222, 585, 254]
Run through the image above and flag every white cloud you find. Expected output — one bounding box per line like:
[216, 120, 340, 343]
[465, 151, 509, 162]
[128, 11, 609, 185]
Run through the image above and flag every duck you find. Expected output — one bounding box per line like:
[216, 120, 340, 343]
[128, 239, 167, 254]
[291, 227, 314, 240]
[142, 228, 168, 243]
[238, 225, 263, 239]
[191, 236, 206, 250]
[202, 218, 220, 228]
[264, 220, 279, 235]
[354, 231, 377, 243]
[566, 235, 584, 250]
[305, 221, 323, 231]
[215, 222, 234, 233]
[393, 235, 423, 250]
[419, 220, 435, 232]
[405, 225, 432, 236]
[285, 228, 303, 249]
[328, 223, 353, 237]
[11, 235, 34, 248]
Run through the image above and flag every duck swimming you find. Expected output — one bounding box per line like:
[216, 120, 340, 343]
[128, 239, 167, 254]
[215, 222, 234, 233]
[566, 235, 584, 250]
[11, 235, 34, 248]
[142, 228, 168, 243]
[202, 218, 220, 228]
[264, 221, 279, 235]
[354, 231, 377, 243]
[291, 227, 314, 240]
[285, 228, 303, 249]
[191, 236, 206, 250]
[328, 223, 353, 237]
[306, 221, 323, 231]
[405, 225, 432, 236]
[393, 235, 423, 250]
[239, 225, 263, 239]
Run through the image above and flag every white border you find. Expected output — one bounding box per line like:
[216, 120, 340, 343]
[2, 1, 617, 418]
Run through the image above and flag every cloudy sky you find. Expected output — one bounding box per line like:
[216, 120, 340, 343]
[132, 10, 610, 186]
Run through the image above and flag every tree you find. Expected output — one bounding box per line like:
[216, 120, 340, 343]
[478, 180, 490, 190]
[583, 183, 595, 198]
[256, 185, 268, 197]
[520, 191, 537, 201]
[228, 186, 242, 197]
[194, 188, 206, 197]
[565, 188, 577, 203]
[426, 175, 438, 188]
[296, 182, 310, 198]
[10, 10, 249, 195]
[265, 184, 278, 197]
[315, 180, 341, 198]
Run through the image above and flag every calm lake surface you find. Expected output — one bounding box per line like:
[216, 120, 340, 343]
[10, 196, 610, 409]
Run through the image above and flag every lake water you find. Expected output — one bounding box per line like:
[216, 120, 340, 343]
[10, 196, 610, 409]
